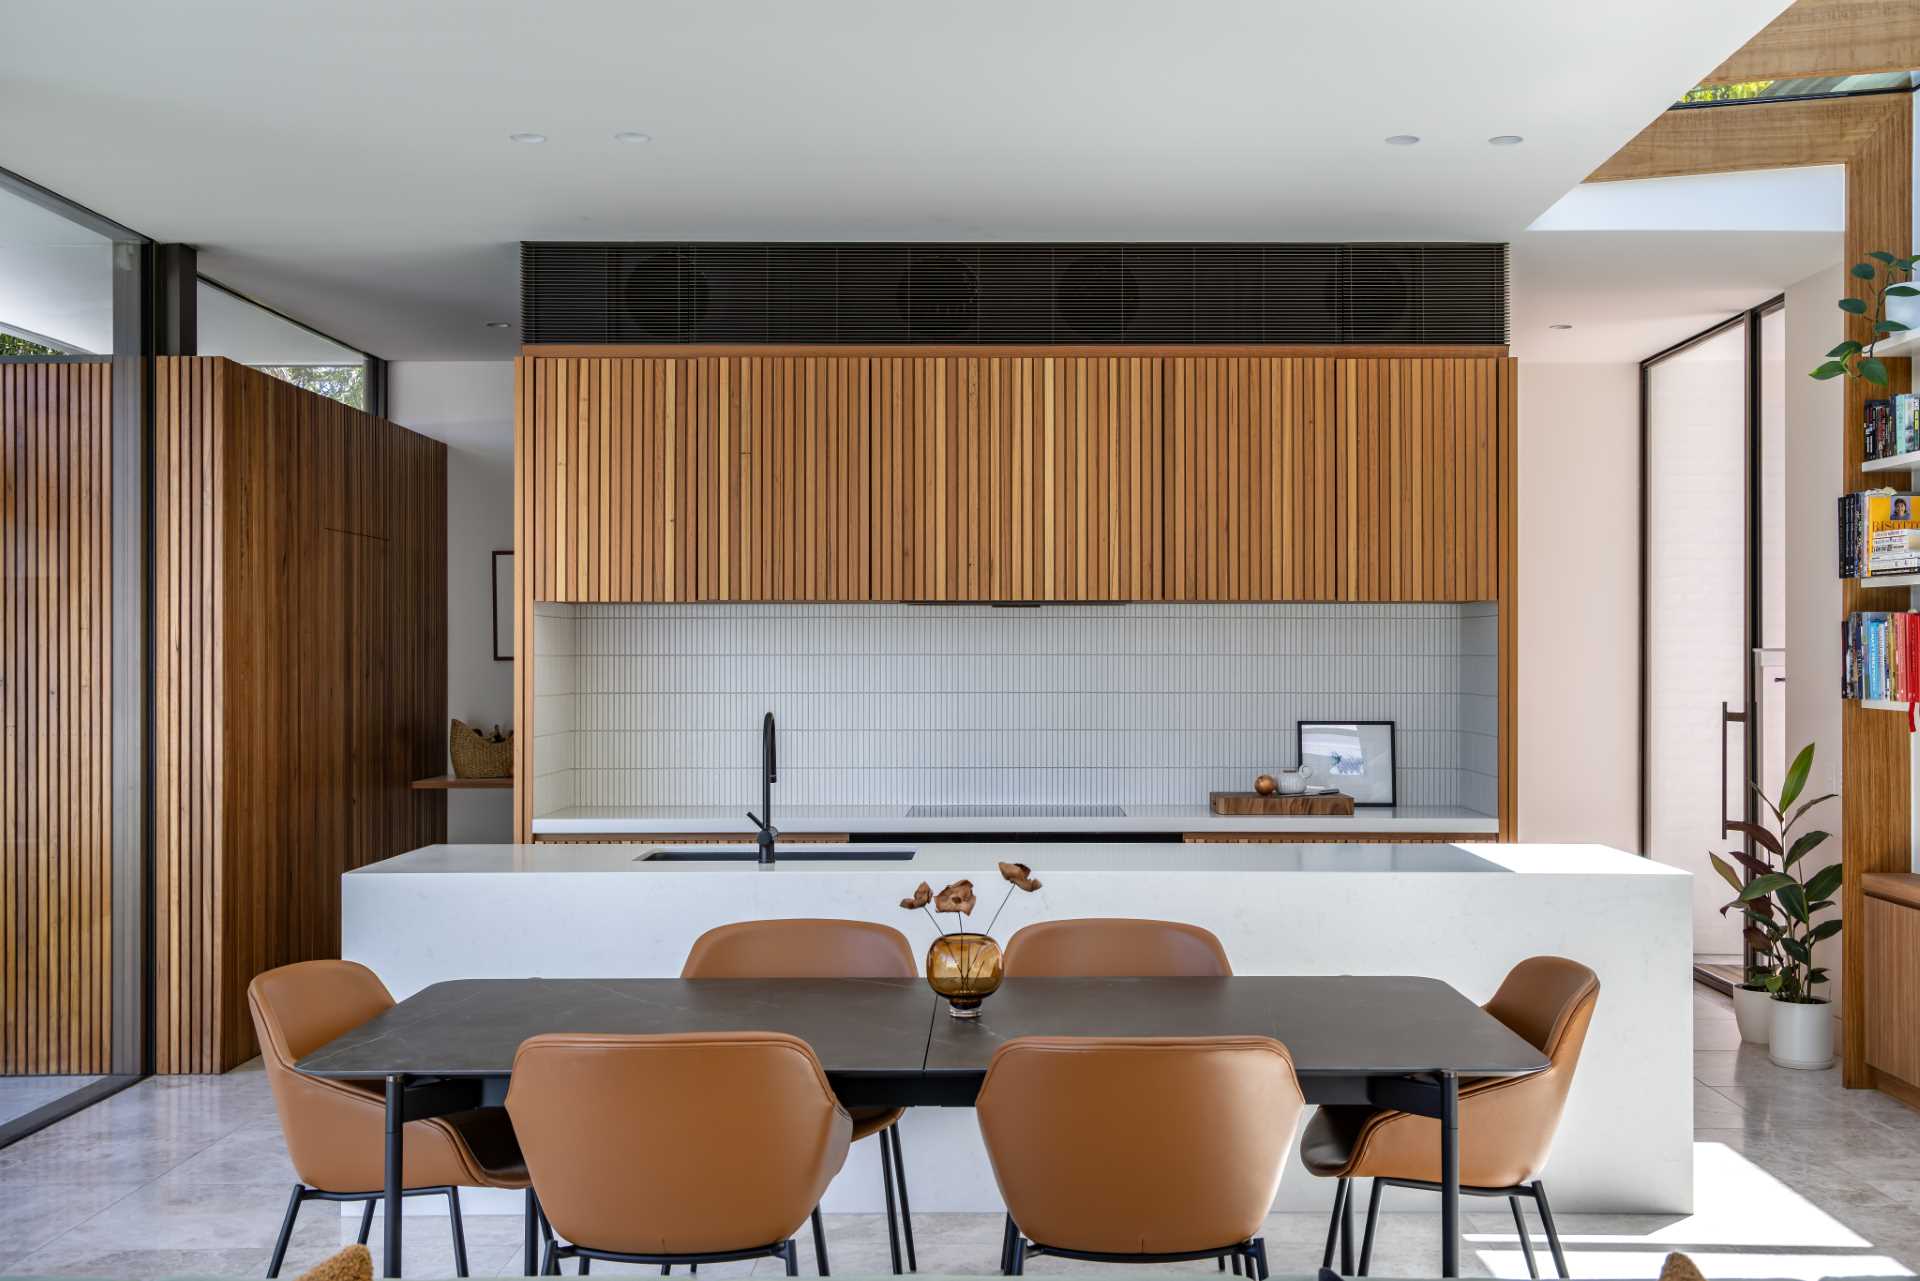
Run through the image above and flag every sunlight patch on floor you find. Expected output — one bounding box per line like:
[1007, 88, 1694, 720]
[1462, 1143, 1911, 1279]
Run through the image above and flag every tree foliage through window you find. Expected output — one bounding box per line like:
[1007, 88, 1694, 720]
[257, 364, 366, 409]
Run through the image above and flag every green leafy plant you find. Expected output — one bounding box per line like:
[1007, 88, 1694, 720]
[1811, 252, 1920, 386]
[1711, 743, 1840, 1002]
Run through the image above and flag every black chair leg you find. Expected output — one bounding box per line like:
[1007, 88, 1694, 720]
[811, 1205, 830, 1276]
[1231, 1251, 1243, 1275]
[266, 1184, 303, 1279]
[1001, 1214, 1017, 1275]
[888, 1123, 917, 1272]
[786, 1240, 801, 1277]
[1341, 1177, 1356, 1275]
[1252, 1237, 1271, 1281]
[1532, 1181, 1570, 1280]
[524, 1190, 542, 1278]
[1218, 1257, 1226, 1272]
[877, 1127, 903, 1275]
[578, 1258, 591, 1276]
[447, 1187, 470, 1278]
[357, 1197, 376, 1247]
[1509, 1196, 1539, 1279]
[1009, 1234, 1027, 1276]
[1358, 1178, 1382, 1277]
[1321, 1178, 1349, 1271]
[540, 1239, 559, 1276]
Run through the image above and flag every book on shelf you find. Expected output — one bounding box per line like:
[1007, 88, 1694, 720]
[1837, 490, 1920, 576]
[1844, 611, 1920, 701]
[1865, 394, 1920, 461]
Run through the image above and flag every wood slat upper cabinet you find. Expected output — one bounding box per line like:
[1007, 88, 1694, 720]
[1335, 356, 1512, 603]
[526, 355, 870, 602]
[869, 354, 1161, 602]
[1164, 356, 1337, 601]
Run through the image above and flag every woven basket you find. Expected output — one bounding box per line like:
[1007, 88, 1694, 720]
[449, 719, 513, 779]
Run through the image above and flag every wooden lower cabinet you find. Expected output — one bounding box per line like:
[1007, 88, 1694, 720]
[1866, 890, 1920, 1088]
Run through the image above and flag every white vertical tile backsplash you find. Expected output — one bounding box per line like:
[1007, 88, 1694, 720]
[532, 603, 1500, 817]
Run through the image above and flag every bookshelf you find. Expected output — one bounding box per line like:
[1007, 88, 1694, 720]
[1850, 572, 1920, 588]
[1860, 699, 1918, 713]
[1863, 450, 1920, 473]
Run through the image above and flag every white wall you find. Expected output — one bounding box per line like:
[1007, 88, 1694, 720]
[389, 361, 516, 842]
[1783, 263, 1845, 1027]
[1516, 362, 1642, 850]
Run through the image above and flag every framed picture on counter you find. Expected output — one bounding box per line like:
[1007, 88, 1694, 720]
[1296, 720, 1395, 807]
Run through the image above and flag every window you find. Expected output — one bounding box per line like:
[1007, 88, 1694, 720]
[196, 278, 370, 407]
[1677, 71, 1915, 108]
[0, 182, 114, 355]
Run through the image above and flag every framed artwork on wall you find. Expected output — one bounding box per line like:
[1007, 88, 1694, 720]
[1296, 720, 1396, 807]
[492, 550, 513, 662]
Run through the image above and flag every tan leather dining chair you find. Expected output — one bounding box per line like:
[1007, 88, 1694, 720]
[506, 1031, 851, 1274]
[1002, 917, 1233, 977]
[1299, 955, 1601, 1280]
[681, 918, 921, 1274]
[977, 1036, 1305, 1276]
[248, 961, 530, 1278]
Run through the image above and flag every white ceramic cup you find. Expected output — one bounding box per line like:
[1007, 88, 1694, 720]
[1277, 766, 1314, 795]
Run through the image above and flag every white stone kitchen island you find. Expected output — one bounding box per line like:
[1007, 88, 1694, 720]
[342, 840, 1690, 1217]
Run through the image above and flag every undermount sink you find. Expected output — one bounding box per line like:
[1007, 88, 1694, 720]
[637, 849, 916, 862]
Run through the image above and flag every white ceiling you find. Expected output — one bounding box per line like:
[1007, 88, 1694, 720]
[1512, 168, 1845, 363]
[0, 0, 1787, 360]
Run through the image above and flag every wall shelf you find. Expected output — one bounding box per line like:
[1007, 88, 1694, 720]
[1858, 699, 1917, 713]
[1863, 451, 1920, 473]
[1869, 329, 1920, 361]
[1851, 572, 1920, 588]
[411, 776, 512, 790]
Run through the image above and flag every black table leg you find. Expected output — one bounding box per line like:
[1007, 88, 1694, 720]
[1439, 1071, 1459, 1279]
[385, 1073, 406, 1278]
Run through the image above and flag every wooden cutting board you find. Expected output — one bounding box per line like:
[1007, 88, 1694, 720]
[1208, 791, 1357, 816]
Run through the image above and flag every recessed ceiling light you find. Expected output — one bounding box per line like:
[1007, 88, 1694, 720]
[1549, 323, 1574, 330]
[1489, 135, 1525, 146]
[613, 131, 652, 144]
[485, 321, 511, 329]
[508, 132, 547, 144]
[1384, 134, 1421, 146]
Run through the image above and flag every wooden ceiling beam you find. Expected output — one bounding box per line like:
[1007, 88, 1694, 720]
[1587, 91, 1905, 182]
[1704, 0, 1920, 82]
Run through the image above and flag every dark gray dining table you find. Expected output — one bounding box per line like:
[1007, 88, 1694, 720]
[296, 975, 1549, 1279]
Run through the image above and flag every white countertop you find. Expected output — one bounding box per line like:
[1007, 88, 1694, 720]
[529, 803, 1500, 836]
[353, 840, 1675, 878]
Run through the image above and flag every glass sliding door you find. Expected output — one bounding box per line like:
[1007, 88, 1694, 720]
[1644, 318, 1751, 967]
[0, 170, 148, 1143]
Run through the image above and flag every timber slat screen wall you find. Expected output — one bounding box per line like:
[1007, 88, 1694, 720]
[514, 346, 1517, 841]
[154, 357, 446, 1073]
[0, 362, 113, 1075]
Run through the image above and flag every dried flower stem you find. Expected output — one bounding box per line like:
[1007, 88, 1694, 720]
[981, 885, 1017, 938]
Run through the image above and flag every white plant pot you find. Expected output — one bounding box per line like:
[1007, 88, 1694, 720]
[1732, 985, 1773, 1045]
[1768, 996, 1835, 1070]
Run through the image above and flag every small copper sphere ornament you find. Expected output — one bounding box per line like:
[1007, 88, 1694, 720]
[1254, 774, 1278, 795]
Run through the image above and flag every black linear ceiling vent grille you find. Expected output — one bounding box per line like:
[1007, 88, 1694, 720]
[520, 242, 1509, 346]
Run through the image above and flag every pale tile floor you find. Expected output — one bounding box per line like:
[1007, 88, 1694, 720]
[0, 989, 1915, 1278]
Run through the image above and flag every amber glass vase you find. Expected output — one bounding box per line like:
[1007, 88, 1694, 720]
[925, 932, 1003, 1018]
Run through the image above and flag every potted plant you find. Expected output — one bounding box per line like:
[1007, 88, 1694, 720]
[1710, 769, 1793, 1045]
[1809, 251, 1920, 386]
[1718, 744, 1842, 1069]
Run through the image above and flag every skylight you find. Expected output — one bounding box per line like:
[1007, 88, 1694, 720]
[1677, 71, 1916, 108]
